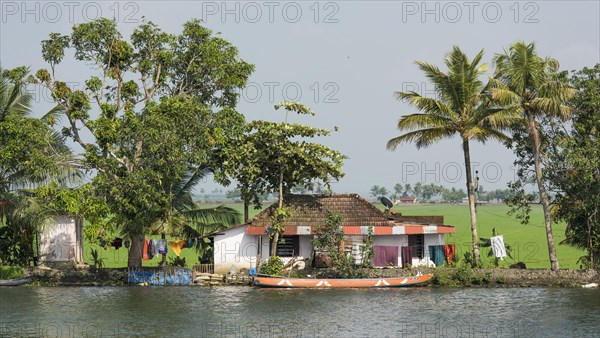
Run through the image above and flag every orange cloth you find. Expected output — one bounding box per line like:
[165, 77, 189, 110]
[143, 239, 149, 261]
[168, 240, 187, 256]
[442, 244, 456, 265]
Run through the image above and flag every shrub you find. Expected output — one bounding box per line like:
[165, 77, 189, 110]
[431, 267, 458, 287]
[453, 264, 473, 284]
[0, 266, 24, 279]
[261, 256, 284, 276]
[167, 256, 186, 267]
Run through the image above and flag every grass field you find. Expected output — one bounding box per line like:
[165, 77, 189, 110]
[86, 202, 585, 269]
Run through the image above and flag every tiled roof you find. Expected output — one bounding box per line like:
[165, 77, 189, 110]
[249, 194, 396, 227]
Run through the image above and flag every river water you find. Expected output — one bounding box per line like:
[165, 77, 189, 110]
[1, 286, 599, 337]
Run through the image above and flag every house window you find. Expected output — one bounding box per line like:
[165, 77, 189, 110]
[275, 236, 300, 257]
[408, 234, 424, 259]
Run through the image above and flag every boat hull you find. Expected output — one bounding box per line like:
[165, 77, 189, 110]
[253, 274, 432, 288]
[0, 276, 33, 286]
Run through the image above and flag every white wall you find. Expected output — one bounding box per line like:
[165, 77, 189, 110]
[213, 226, 258, 275]
[39, 216, 83, 263]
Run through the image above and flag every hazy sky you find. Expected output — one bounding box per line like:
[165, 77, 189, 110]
[1, 0, 599, 196]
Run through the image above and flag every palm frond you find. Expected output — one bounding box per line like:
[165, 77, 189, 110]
[387, 127, 455, 150]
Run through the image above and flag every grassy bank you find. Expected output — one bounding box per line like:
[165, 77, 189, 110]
[83, 202, 585, 269]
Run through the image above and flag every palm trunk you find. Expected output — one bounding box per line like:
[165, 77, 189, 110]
[527, 114, 559, 271]
[462, 138, 480, 266]
[127, 234, 145, 268]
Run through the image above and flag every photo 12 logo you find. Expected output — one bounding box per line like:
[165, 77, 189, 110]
[240, 81, 340, 104]
[199, 1, 340, 24]
[401, 1, 540, 24]
[1, 1, 141, 24]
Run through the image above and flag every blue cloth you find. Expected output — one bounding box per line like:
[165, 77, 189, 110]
[156, 239, 168, 254]
[429, 245, 445, 267]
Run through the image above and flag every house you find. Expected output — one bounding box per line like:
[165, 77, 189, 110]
[212, 194, 455, 275]
[397, 197, 417, 204]
[38, 215, 84, 266]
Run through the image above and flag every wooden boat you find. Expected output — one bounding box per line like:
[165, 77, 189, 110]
[254, 274, 432, 288]
[0, 276, 33, 286]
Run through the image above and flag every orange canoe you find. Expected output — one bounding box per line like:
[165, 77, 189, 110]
[253, 274, 432, 288]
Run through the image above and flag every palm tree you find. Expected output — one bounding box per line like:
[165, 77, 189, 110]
[1, 67, 81, 266]
[387, 46, 518, 266]
[147, 170, 241, 265]
[492, 41, 577, 271]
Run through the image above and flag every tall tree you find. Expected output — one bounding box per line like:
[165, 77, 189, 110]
[0, 67, 81, 265]
[387, 46, 517, 266]
[38, 19, 253, 267]
[547, 64, 600, 269]
[492, 41, 577, 271]
[219, 101, 346, 258]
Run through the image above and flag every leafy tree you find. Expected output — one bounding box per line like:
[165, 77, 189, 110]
[413, 182, 423, 199]
[393, 183, 403, 198]
[388, 46, 517, 266]
[219, 101, 346, 258]
[403, 183, 413, 197]
[492, 41, 577, 271]
[547, 64, 600, 269]
[369, 185, 388, 199]
[0, 67, 80, 266]
[37, 18, 253, 267]
[442, 187, 467, 203]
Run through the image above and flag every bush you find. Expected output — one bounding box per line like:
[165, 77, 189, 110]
[261, 256, 284, 276]
[431, 267, 458, 287]
[167, 256, 186, 267]
[0, 266, 24, 279]
[453, 264, 473, 284]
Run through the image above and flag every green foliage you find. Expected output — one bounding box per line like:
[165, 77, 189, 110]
[441, 187, 467, 203]
[388, 46, 518, 267]
[311, 211, 359, 278]
[218, 102, 346, 209]
[547, 64, 600, 270]
[260, 256, 284, 276]
[37, 19, 253, 267]
[89, 248, 105, 269]
[0, 266, 24, 279]
[359, 226, 374, 268]
[493, 41, 578, 272]
[453, 264, 473, 284]
[167, 256, 186, 268]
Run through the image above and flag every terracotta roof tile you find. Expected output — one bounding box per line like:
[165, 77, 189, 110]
[250, 194, 396, 228]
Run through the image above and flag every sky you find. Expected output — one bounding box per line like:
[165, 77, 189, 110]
[1, 0, 599, 197]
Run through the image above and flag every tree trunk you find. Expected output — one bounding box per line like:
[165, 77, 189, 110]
[269, 170, 285, 258]
[160, 233, 167, 266]
[127, 234, 145, 268]
[462, 138, 480, 266]
[244, 201, 249, 223]
[527, 114, 559, 271]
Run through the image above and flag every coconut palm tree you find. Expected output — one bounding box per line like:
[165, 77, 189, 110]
[147, 170, 241, 265]
[1, 67, 81, 265]
[387, 46, 518, 266]
[491, 41, 578, 271]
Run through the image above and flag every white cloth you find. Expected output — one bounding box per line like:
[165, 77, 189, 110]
[490, 235, 507, 259]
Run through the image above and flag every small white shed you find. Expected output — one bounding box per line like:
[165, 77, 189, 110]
[38, 215, 84, 264]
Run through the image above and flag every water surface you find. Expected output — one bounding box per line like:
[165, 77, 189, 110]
[1, 286, 599, 337]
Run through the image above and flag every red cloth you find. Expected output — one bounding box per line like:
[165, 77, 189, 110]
[401, 246, 412, 268]
[143, 239, 149, 261]
[442, 244, 456, 265]
[372, 246, 398, 267]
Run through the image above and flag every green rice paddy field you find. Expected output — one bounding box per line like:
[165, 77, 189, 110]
[87, 203, 585, 269]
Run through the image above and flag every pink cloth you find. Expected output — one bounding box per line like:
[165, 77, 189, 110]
[372, 246, 399, 267]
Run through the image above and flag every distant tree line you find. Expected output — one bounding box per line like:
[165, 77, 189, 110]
[369, 183, 515, 203]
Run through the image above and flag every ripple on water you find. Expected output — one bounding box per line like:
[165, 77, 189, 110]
[1, 286, 599, 337]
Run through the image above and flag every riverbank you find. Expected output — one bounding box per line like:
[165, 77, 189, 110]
[17, 266, 599, 288]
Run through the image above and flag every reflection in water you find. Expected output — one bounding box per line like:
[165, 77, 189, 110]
[1, 286, 599, 337]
